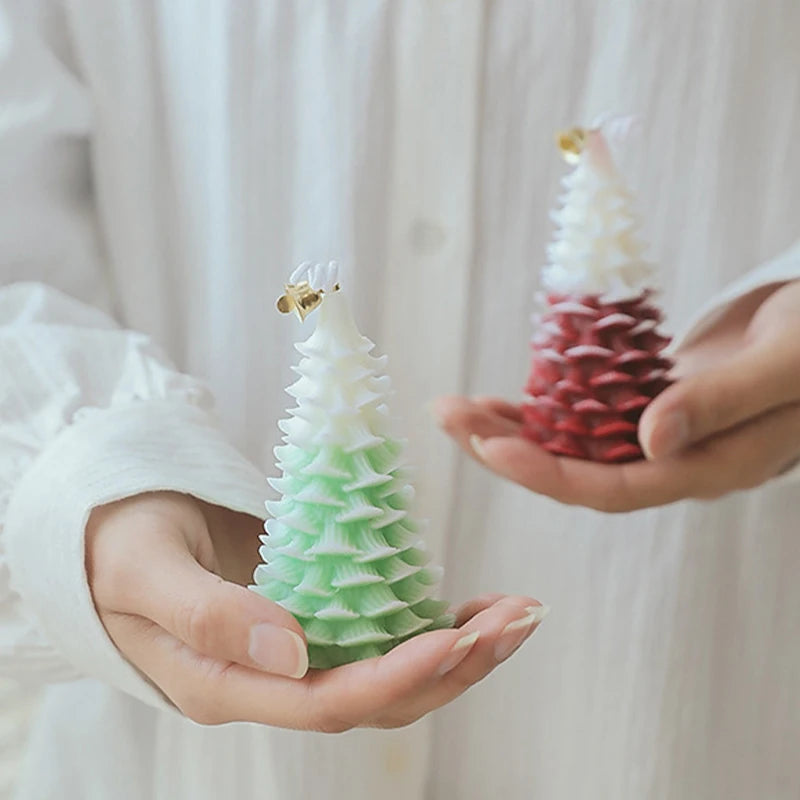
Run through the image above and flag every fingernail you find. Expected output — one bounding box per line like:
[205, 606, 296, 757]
[438, 631, 480, 675]
[249, 624, 308, 679]
[495, 605, 550, 662]
[469, 434, 486, 460]
[643, 410, 689, 459]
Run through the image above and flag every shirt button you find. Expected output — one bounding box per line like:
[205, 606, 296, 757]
[409, 219, 447, 254]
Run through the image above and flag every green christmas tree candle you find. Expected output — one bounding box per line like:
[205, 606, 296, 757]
[251, 262, 454, 669]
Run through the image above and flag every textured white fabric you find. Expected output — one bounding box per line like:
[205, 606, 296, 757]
[6, 396, 271, 702]
[543, 126, 653, 297]
[0, 1, 799, 799]
[0, 284, 269, 690]
[677, 238, 800, 348]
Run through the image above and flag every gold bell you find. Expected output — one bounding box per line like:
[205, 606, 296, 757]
[276, 280, 339, 321]
[556, 127, 588, 164]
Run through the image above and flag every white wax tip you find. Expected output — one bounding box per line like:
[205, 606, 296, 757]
[542, 127, 652, 297]
[290, 260, 340, 293]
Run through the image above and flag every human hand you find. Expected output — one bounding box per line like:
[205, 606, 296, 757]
[436, 281, 800, 512]
[87, 491, 547, 730]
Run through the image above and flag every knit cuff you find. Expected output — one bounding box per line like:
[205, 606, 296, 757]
[4, 400, 267, 709]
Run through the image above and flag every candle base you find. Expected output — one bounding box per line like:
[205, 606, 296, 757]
[522, 290, 673, 463]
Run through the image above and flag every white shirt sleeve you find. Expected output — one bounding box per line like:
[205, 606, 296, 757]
[675, 238, 800, 348]
[0, 284, 268, 710]
[673, 239, 800, 484]
[0, 3, 266, 710]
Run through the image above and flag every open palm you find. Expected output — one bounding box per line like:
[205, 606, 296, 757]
[436, 281, 800, 511]
[87, 492, 546, 730]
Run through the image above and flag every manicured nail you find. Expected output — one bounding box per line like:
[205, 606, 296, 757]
[249, 623, 308, 679]
[469, 434, 486, 460]
[644, 410, 689, 460]
[495, 605, 550, 662]
[438, 631, 480, 675]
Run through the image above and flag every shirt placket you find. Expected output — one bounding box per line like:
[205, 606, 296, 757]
[382, 0, 484, 557]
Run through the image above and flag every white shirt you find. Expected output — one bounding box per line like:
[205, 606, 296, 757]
[1, 2, 799, 798]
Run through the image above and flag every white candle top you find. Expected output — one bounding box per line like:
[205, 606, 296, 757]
[290, 260, 341, 294]
[542, 126, 653, 300]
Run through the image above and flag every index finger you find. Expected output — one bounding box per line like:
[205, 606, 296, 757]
[472, 436, 694, 511]
[434, 396, 523, 457]
[125, 619, 475, 730]
[123, 596, 539, 730]
[306, 594, 541, 728]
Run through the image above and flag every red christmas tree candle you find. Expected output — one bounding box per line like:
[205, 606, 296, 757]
[522, 125, 673, 463]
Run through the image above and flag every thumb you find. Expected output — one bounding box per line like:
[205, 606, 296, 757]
[118, 539, 308, 679]
[639, 344, 799, 459]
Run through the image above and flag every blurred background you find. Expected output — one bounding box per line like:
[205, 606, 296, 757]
[1, 1, 800, 799]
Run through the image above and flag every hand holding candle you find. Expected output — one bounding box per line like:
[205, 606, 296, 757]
[436, 122, 800, 510]
[80, 262, 549, 728]
[86, 491, 549, 729]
